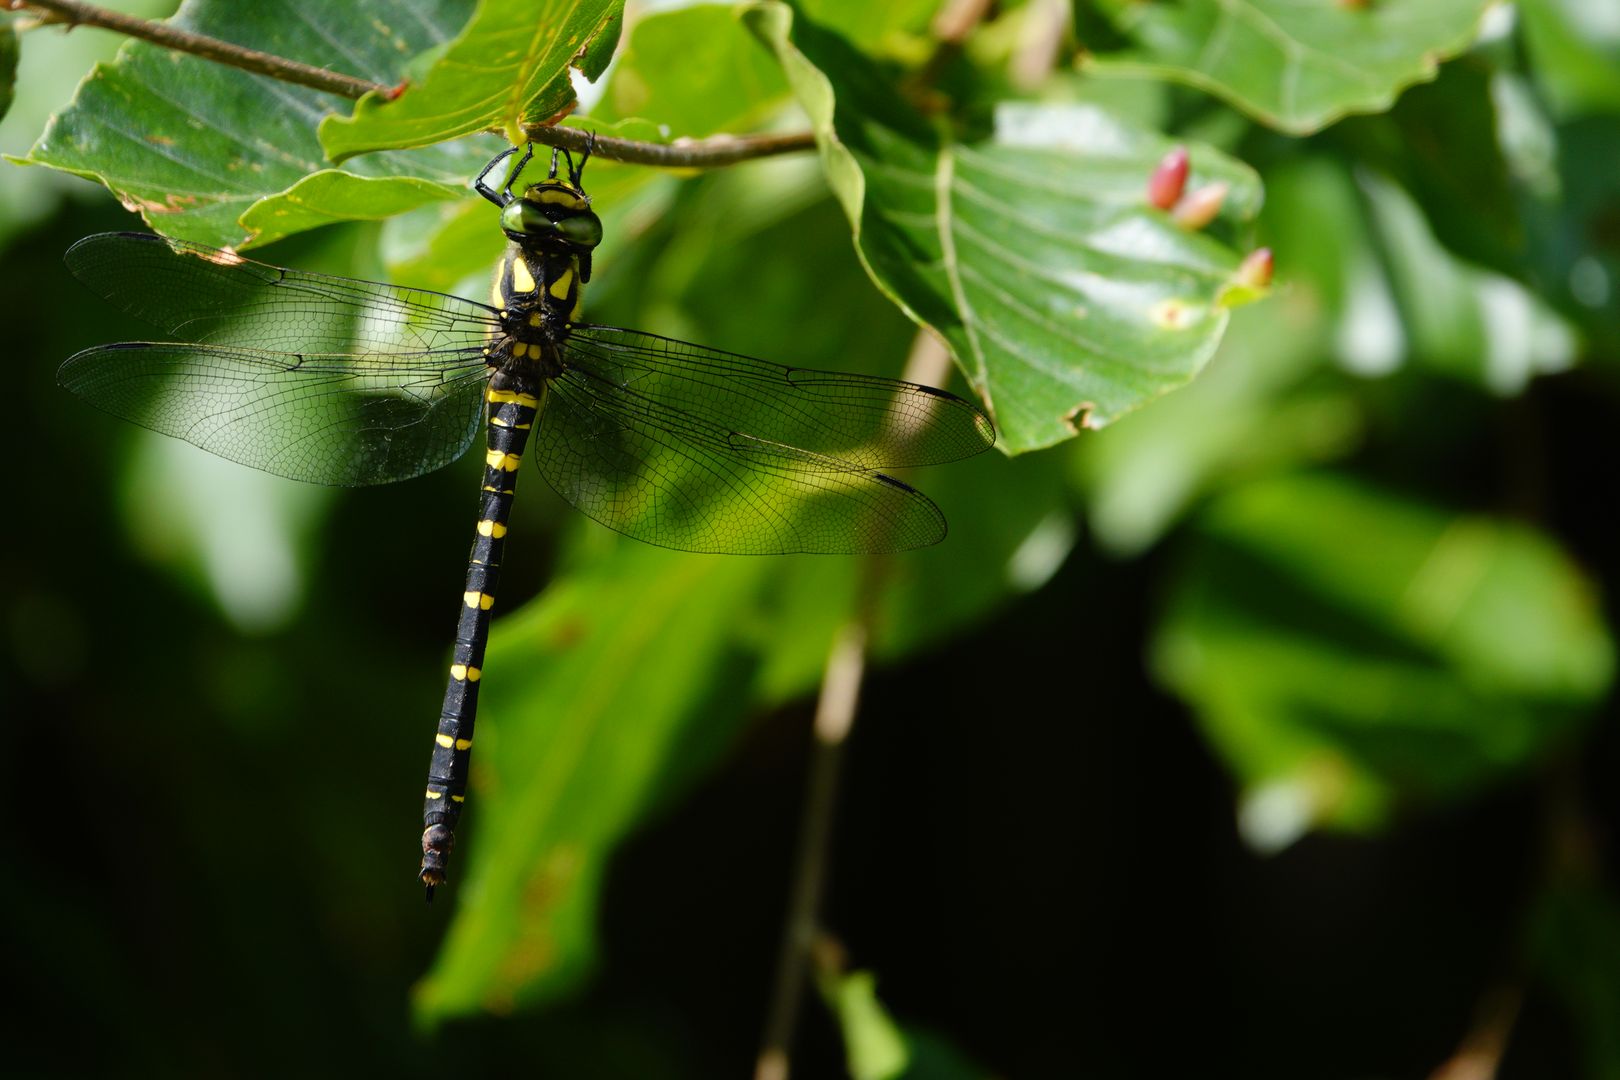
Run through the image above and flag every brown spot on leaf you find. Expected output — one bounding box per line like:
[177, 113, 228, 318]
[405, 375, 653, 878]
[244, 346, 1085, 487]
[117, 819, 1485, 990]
[1064, 402, 1098, 433]
[1152, 299, 1201, 330]
[117, 191, 200, 216]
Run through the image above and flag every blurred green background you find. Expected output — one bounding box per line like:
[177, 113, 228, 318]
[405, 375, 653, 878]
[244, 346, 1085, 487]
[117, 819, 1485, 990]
[3, 1, 1619, 1077]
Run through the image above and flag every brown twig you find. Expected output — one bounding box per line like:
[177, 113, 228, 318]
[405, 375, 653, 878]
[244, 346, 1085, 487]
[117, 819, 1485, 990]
[1428, 984, 1523, 1080]
[518, 125, 817, 169]
[755, 613, 871, 1080]
[16, 0, 384, 98]
[12, 0, 818, 169]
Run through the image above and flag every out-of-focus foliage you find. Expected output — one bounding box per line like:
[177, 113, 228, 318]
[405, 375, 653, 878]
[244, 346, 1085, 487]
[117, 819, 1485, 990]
[1, 15, 17, 122]
[5, 0, 1620, 1077]
[1088, 0, 1495, 133]
[1155, 472, 1611, 848]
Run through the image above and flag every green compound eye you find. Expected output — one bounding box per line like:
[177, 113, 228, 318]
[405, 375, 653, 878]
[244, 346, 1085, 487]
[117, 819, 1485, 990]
[500, 200, 557, 237]
[556, 212, 602, 249]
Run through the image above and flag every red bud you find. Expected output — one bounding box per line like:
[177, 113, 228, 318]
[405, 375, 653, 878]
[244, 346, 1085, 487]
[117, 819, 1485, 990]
[1146, 146, 1190, 210]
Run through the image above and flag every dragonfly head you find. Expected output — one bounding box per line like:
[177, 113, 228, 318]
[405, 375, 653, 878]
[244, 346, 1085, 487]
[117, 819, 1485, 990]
[500, 179, 603, 251]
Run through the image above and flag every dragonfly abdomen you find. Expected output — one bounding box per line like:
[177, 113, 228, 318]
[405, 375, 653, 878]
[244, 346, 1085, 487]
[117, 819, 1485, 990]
[420, 384, 539, 895]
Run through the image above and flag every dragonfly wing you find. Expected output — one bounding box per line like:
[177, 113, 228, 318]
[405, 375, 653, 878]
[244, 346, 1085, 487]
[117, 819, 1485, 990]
[65, 232, 503, 354]
[534, 360, 947, 554]
[565, 325, 996, 470]
[60, 343, 489, 486]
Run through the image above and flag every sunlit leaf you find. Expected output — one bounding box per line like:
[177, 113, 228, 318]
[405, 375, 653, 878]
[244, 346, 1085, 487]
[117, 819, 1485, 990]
[319, 0, 624, 159]
[382, 2, 792, 295]
[15, 0, 497, 249]
[746, 1, 1262, 453]
[1154, 473, 1614, 849]
[797, 0, 943, 51]
[1089, 0, 1493, 134]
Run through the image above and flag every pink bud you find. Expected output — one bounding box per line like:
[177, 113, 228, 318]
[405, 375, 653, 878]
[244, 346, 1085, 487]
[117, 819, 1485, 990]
[1236, 247, 1274, 288]
[1172, 181, 1229, 230]
[1146, 146, 1189, 210]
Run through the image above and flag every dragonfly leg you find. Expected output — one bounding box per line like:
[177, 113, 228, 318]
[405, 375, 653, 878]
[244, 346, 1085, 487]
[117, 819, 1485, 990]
[474, 145, 522, 207]
[567, 132, 596, 187]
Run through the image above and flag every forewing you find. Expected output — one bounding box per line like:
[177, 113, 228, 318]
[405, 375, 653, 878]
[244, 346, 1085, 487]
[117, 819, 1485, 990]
[65, 232, 502, 354]
[60, 343, 489, 486]
[534, 362, 948, 554]
[565, 325, 996, 470]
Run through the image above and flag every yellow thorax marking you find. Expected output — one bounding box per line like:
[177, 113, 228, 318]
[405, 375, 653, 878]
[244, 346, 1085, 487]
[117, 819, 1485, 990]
[549, 269, 573, 300]
[528, 312, 544, 327]
[477, 519, 508, 538]
[511, 256, 535, 294]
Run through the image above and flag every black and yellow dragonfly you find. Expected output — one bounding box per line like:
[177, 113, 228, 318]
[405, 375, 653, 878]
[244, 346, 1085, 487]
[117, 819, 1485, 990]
[59, 143, 996, 896]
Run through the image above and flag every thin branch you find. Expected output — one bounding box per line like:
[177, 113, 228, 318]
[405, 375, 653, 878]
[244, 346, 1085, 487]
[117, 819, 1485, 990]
[1428, 984, 1523, 1080]
[755, 615, 870, 1080]
[13, 0, 818, 170]
[16, 0, 385, 99]
[520, 124, 817, 169]
[754, 331, 950, 1080]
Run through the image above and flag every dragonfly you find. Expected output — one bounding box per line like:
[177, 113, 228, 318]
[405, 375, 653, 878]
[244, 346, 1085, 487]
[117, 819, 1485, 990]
[59, 141, 997, 897]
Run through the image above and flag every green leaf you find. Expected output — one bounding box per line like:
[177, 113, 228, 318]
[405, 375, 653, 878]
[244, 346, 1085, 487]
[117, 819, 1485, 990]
[588, 3, 787, 137]
[1358, 169, 1578, 394]
[1519, 0, 1620, 118]
[0, 14, 17, 124]
[1153, 473, 1615, 849]
[414, 547, 769, 1019]
[745, 2, 1262, 454]
[817, 969, 910, 1080]
[17, 0, 497, 249]
[237, 170, 463, 239]
[320, 0, 625, 159]
[383, 2, 794, 295]
[796, 0, 943, 50]
[1090, 0, 1494, 135]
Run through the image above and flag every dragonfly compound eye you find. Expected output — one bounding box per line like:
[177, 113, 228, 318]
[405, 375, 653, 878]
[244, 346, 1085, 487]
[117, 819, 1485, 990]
[501, 199, 557, 239]
[556, 211, 602, 250]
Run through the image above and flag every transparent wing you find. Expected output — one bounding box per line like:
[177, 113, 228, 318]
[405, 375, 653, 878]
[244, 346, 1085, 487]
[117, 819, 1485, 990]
[64, 231, 503, 354]
[534, 357, 953, 555]
[565, 325, 996, 469]
[60, 343, 489, 486]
